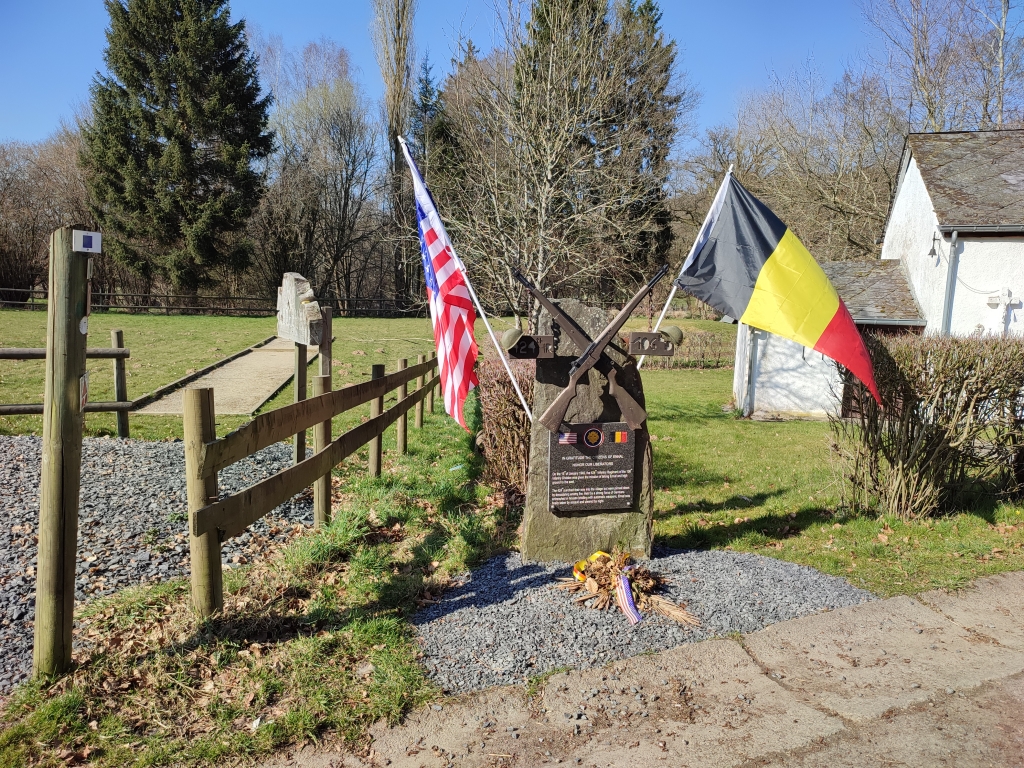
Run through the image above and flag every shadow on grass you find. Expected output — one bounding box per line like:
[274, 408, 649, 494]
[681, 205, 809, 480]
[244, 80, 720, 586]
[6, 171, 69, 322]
[658, 505, 832, 552]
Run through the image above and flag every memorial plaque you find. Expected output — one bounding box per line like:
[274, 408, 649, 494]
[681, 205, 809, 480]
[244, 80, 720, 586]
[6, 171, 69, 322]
[548, 422, 635, 512]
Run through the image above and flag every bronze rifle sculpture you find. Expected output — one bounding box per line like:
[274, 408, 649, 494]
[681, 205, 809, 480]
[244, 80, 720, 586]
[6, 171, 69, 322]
[512, 266, 668, 432]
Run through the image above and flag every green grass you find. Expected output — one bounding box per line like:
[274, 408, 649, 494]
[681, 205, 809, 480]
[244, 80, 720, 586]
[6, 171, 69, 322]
[0, 389, 506, 768]
[4, 311, 1024, 765]
[644, 367, 1024, 596]
[0, 311, 446, 441]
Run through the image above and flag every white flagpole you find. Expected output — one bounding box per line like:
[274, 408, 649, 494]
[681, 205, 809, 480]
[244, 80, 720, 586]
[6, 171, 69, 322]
[397, 136, 534, 422]
[638, 164, 734, 371]
[455, 260, 535, 423]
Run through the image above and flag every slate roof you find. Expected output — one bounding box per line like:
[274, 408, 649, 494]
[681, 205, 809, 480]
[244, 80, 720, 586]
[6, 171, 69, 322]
[822, 260, 924, 326]
[907, 130, 1024, 231]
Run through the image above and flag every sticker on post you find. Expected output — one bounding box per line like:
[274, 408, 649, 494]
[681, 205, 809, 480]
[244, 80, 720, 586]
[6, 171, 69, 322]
[80, 372, 89, 411]
[79, 317, 88, 335]
[73, 230, 102, 253]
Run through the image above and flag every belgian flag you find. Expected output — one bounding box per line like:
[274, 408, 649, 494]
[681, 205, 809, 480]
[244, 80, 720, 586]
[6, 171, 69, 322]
[676, 173, 881, 403]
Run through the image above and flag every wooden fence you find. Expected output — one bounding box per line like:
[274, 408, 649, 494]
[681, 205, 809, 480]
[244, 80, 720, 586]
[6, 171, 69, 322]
[184, 353, 439, 617]
[0, 287, 433, 318]
[0, 330, 133, 436]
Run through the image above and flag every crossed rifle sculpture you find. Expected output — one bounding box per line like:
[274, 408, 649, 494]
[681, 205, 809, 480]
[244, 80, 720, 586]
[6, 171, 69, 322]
[504, 265, 682, 433]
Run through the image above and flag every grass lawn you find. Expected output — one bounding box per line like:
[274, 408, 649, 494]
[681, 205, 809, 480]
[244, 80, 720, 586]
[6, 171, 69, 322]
[645, 367, 1024, 596]
[3, 311, 1024, 765]
[0, 390, 509, 767]
[0, 311, 444, 441]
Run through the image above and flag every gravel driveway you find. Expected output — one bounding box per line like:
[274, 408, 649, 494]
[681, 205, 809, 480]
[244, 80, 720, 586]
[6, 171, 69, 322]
[0, 435, 312, 697]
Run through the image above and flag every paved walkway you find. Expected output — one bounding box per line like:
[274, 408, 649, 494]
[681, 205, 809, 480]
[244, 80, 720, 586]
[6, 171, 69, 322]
[262, 570, 1024, 767]
[136, 338, 319, 416]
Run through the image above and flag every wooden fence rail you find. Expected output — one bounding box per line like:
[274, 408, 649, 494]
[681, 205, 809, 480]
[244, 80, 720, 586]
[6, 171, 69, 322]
[184, 353, 438, 617]
[0, 334, 133, 435]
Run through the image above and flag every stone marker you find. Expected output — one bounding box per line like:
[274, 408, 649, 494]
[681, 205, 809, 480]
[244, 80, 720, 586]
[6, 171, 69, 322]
[277, 272, 323, 345]
[521, 298, 652, 562]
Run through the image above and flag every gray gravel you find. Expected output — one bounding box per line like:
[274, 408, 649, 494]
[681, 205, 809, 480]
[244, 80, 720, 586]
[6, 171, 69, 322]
[413, 549, 874, 694]
[0, 434, 312, 697]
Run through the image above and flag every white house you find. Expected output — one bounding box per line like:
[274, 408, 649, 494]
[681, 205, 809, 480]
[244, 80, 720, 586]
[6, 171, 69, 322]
[734, 129, 1024, 419]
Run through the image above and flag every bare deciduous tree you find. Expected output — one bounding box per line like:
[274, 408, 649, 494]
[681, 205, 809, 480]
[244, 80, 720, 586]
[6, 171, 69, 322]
[371, 0, 420, 307]
[246, 37, 381, 308]
[436, 0, 697, 329]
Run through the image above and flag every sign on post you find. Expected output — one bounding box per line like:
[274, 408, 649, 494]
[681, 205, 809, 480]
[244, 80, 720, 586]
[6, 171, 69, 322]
[72, 230, 102, 253]
[276, 273, 323, 346]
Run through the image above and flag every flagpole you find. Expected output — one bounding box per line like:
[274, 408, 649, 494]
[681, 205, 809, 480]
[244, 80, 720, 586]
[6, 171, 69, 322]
[455, 258, 535, 423]
[397, 136, 534, 422]
[638, 164, 734, 371]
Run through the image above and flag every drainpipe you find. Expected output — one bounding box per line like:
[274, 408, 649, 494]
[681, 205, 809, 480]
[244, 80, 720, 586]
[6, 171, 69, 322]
[745, 329, 760, 416]
[940, 230, 959, 336]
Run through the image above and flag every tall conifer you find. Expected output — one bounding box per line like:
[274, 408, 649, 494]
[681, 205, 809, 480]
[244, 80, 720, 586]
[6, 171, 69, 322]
[82, 0, 273, 291]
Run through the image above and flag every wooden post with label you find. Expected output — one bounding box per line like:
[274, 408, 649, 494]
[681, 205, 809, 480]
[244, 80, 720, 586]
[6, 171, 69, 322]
[276, 273, 323, 467]
[33, 226, 94, 677]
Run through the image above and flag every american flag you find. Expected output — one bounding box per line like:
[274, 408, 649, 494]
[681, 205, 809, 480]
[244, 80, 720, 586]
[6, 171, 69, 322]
[399, 139, 479, 430]
[558, 432, 577, 445]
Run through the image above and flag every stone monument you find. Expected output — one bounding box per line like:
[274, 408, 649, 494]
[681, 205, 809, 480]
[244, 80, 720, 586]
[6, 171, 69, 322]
[277, 272, 323, 346]
[520, 298, 654, 562]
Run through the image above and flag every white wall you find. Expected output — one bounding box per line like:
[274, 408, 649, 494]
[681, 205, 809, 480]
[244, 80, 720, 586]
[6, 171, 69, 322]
[734, 326, 843, 420]
[882, 154, 1024, 336]
[945, 237, 1024, 336]
[881, 157, 943, 328]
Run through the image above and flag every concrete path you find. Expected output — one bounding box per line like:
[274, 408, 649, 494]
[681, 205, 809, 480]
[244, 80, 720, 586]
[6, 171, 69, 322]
[136, 337, 318, 416]
[261, 570, 1024, 768]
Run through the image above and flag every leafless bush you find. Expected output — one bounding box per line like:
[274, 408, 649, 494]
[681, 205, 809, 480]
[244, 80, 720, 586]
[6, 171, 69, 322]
[476, 355, 534, 505]
[832, 334, 1024, 519]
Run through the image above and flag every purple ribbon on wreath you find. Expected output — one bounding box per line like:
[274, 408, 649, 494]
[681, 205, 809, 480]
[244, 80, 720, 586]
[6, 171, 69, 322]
[615, 573, 643, 625]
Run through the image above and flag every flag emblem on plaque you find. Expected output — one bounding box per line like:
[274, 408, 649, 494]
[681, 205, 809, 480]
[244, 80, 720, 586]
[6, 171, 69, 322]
[582, 428, 604, 448]
[558, 432, 577, 445]
[613, 431, 628, 443]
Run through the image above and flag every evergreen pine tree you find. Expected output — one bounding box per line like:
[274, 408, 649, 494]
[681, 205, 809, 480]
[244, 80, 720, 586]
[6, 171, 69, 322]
[410, 56, 438, 158]
[82, 0, 273, 292]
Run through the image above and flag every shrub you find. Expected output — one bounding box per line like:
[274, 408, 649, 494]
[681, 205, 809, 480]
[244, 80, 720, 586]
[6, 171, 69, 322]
[476, 356, 534, 504]
[832, 334, 1024, 519]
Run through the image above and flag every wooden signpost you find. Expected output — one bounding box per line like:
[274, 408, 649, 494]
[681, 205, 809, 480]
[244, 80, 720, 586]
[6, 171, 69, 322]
[34, 227, 98, 677]
[277, 273, 324, 466]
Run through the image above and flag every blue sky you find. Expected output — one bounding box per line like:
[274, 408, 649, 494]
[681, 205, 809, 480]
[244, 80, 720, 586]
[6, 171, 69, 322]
[0, 0, 874, 143]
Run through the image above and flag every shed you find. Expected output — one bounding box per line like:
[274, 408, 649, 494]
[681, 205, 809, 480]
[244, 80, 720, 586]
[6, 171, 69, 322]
[733, 129, 1023, 419]
[733, 260, 924, 419]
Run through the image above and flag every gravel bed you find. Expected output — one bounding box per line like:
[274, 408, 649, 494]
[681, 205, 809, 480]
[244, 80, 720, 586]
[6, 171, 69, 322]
[0, 435, 312, 697]
[413, 549, 874, 694]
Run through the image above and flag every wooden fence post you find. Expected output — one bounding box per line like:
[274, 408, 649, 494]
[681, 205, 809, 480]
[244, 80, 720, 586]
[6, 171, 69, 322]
[293, 343, 307, 465]
[111, 329, 129, 438]
[313, 374, 332, 527]
[368, 363, 385, 477]
[313, 306, 333, 527]
[397, 358, 408, 454]
[428, 351, 436, 413]
[184, 388, 223, 618]
[415, 354, 425, 429]
[33, 226, 87, 678]
[319, 307, 332, 378]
